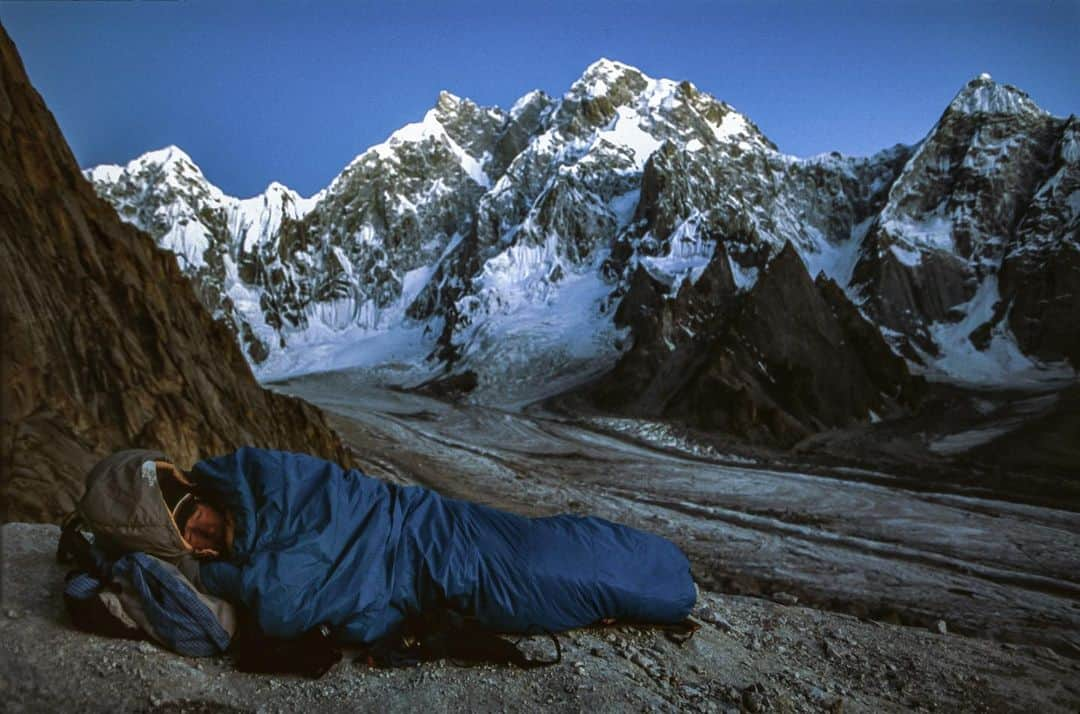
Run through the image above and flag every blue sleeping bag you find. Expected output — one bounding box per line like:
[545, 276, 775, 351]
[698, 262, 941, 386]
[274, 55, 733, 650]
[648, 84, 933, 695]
[197, 447, 695, 643]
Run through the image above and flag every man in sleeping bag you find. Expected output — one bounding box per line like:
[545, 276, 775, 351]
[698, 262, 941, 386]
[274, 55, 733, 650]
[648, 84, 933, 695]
[176, 447, 697, 648]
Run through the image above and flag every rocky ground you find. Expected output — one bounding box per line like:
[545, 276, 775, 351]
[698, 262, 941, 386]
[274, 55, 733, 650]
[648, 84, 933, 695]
[3, 523, 1078, 713]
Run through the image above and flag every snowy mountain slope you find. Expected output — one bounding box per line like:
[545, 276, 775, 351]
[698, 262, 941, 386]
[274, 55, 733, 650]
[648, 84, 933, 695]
[86, 146, 322, 361]
[87, 62, 1077, 398]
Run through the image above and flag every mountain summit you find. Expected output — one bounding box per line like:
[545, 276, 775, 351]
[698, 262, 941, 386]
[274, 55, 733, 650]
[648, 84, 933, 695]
[946, 73, 1050, 117]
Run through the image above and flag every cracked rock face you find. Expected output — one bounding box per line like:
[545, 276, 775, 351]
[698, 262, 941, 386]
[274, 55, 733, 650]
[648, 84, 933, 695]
[0, 27, 351, 522]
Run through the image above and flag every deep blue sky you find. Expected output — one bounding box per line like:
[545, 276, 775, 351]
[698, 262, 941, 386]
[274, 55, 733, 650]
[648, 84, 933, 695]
[2, 1, 1076, 197]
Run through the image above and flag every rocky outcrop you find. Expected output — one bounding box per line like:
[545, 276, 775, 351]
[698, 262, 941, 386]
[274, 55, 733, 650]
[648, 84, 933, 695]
[0, 26, 352, 522]
[592, 243, 922, 446]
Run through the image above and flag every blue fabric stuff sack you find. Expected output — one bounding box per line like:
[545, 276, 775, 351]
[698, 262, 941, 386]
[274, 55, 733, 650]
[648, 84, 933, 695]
[114, 553, 233, 656]
[197, 447, 697, 644]
[64, 552, 233, 657]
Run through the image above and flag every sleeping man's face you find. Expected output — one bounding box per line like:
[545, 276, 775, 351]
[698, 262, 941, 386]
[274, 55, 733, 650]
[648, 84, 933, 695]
[183, 502, 227, 554]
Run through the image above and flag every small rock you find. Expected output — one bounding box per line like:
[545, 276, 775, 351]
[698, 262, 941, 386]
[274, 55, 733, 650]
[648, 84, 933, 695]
[707, 614, 737, 633]
[741, 685, 766, 713]
[138, 641, 156, 654]
[5, 609, 18, 619]
[1036, 646, 1060, 661]
[681, 684, 703, 699]
[772, 592, 798, 606]
[773, 694, 796, 711]
[932, 620, 947, 635]
[821, 639, 845, 660]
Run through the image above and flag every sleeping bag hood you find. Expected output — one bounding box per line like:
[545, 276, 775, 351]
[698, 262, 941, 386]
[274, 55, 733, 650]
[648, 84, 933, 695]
[78, 448, 192, 562]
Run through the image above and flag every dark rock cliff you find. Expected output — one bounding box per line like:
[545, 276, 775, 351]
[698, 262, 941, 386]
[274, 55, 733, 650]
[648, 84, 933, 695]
[590, 242, 923, 446]
[0, 26, 352, 522]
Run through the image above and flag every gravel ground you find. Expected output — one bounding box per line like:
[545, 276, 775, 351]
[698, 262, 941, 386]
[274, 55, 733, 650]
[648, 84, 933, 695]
[3, 523, 1077, 713]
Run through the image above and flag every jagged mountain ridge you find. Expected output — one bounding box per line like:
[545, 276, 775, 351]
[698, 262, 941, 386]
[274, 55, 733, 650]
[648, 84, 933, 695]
[585, 241, 924, 446]
[86, 61, 1078, 396]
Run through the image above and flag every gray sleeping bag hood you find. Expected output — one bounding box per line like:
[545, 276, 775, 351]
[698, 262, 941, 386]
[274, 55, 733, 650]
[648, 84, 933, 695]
[77, 448, 193, 562]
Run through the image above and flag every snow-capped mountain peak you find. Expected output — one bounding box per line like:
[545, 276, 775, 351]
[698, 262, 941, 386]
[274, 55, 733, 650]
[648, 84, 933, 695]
[87, 144, 205, 187]
[510, 89, 550, 120]
[576, 57, 642, 95]
[239, 180, 320, 217]
[371, 109, 449, 155]
[563, 58, 658, 111]
[435, 89, 463, 110]
[336, 90, 503, 193]
[139, 143, 194, 167]
[263, 180, 291, 194]
[946, 74, 1049, 117]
